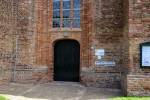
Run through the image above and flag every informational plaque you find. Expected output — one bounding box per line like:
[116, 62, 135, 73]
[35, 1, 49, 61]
[140, 42, 150, 68]
[95, 49, 105, 56]
[141, 46, 150, 67]
[95, 61, 116, 67]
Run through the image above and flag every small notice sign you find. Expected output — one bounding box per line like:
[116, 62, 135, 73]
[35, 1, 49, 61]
[95, 61, 116, 66]
[95, 49, 105, 56]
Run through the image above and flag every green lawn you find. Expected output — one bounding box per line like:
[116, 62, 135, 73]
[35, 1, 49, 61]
[111, 97, 150, 100]
[0, 96, 8, 100]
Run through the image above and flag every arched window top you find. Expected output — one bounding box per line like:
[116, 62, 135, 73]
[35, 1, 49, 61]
[52, 0, 81, 28]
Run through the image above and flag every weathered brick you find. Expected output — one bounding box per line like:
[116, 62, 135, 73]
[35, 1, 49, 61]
[0, 0, 149, 96]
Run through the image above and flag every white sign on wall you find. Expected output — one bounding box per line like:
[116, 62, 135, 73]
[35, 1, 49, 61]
[95, 49, 105, 56]
[95, 61, 116, 66]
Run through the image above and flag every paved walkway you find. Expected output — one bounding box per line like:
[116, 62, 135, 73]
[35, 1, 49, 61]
[0, 82, 122, 100]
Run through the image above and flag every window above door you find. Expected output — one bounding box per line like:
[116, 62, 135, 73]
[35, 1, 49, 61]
[52, 0, 81, 29]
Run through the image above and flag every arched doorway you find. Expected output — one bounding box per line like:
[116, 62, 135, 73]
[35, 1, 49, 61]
[54, 40, 80, 82]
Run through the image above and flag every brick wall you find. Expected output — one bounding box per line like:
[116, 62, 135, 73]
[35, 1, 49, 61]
[121, 0, 150, 96]
[81, 0, 124, 89]
[127, 74, 150, 96]
[0, 0, 14, 84]
[0, 0, 150, 96]
[0, 0, 49, 83]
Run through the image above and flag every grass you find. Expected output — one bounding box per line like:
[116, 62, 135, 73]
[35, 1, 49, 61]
[0, 95, 8, 100]
[111, 97, 150, 100]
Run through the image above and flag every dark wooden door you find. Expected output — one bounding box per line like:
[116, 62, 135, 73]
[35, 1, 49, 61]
[54, 40, 80, 82]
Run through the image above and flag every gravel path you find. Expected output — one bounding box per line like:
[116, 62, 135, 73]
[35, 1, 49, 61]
[0, 82, 122, 100]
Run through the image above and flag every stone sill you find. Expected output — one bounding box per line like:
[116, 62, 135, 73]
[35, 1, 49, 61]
[50, 28, 82, 32]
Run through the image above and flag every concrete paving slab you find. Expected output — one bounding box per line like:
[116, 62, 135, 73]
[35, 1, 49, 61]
[0, 82, 122, 100]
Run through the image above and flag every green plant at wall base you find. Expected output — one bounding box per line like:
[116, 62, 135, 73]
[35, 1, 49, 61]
[0, 96, 8, 100]
[110, 97, 150, 100]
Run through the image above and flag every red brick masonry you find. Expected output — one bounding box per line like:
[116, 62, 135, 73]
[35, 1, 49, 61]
[0, 0, 149, 96]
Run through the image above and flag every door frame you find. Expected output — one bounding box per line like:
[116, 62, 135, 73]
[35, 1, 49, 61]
[52, 39, 81, 81]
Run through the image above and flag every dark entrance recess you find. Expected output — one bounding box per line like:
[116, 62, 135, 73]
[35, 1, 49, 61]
[54, 40, 80, 82]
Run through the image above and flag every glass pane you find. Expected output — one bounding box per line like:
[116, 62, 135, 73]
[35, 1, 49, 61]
[73, 0, 81, 9]
[72, 19, 80, 28]
[53, 10, 60, 18]
[62, 19, 71, 27]
[73, 10, 80, 18]
[53, 0, 60, 10]
[63, 10, 70, 18]
[53, 18, 60, 28]
[63, 0, 71, 9]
